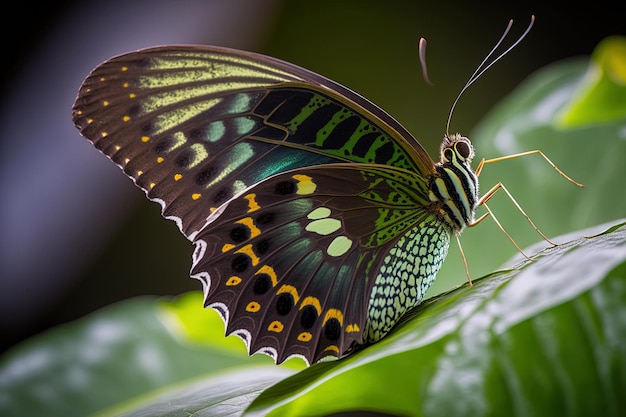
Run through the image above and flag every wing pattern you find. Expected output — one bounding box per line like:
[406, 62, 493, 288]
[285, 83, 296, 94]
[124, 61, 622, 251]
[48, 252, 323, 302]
[72, 45, 455, 365]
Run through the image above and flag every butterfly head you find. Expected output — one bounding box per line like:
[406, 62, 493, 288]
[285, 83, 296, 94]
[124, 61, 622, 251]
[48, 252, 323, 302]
[428, 133, 479, 231]
[440, 133, 474, 166]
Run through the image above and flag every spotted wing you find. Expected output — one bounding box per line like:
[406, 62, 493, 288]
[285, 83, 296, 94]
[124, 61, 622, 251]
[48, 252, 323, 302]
[191, 164, 432, 364]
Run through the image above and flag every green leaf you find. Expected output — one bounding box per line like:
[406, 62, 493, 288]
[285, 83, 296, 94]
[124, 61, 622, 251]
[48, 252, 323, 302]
[246, 219, 626, 417]
[559, 36, 626, 126]
[0, 294, 296, 416]
[159, 293, 307, 370]
[97, 367, 293, 417]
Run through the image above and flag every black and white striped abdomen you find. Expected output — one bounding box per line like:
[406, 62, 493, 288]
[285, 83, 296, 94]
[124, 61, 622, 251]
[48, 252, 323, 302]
[428, 134, 479, 231]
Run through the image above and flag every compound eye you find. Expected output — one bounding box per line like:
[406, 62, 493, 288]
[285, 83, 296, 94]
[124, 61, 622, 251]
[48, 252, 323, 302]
[455, 140, 471, 159]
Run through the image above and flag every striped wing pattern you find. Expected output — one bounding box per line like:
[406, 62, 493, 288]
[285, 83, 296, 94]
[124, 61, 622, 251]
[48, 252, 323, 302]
[72, 45, 477, 365]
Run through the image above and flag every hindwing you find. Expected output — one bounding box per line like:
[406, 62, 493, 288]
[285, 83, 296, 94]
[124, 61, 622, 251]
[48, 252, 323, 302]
[191, 164, 431, 363]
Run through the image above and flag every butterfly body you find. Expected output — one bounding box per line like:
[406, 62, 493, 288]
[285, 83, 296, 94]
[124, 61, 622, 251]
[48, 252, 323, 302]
[73, 46, 478, 365]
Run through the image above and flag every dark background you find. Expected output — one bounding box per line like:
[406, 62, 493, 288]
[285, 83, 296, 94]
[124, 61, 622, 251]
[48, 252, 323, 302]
[1, 0, 623, 353]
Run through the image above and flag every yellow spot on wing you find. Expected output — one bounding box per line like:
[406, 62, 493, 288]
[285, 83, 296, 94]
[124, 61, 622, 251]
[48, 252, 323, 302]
[101, 131, 108, 138]
[293, 174, 316, 195]
[246, 301, 261, 312]
[256, 265, 277, 286]
[323, 345, 339, 353]
[323, 308, 344, 326]
[191, 193, 202, 200]
[121, 66, 128, 72]
[297, 332, 312, 342]
[103, 100, 109, 107]
[174, 174, 182, 181]
[346, 323, 360, 333]
[300, 296, 322, 315]
[268, 321, 284, 332]
[129, 93, 136, 99]
[226, 276, 242, 286]
[123, 116, 130, 122]
[244, 193, 260, 212]
[235, 244, 259, 266]
[141, 136, 150, 142]
[157, 157, 164, 163]
[277, 284, 300, 304]
[236, 217, 260, 238]
[222, 243, 235, 252]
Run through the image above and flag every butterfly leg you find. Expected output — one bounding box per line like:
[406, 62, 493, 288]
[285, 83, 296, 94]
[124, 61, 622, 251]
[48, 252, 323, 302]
[454, 184, 532, 287]
[470, 148, 583, 256]
[455, 181, 538, 286]
[470, 181, 556, 257]
[455, 234, 474, 287]
[475, 149, 584, 188]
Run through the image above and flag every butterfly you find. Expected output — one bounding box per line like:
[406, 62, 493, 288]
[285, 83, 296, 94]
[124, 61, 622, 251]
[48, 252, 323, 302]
[72, 41, 523, 365]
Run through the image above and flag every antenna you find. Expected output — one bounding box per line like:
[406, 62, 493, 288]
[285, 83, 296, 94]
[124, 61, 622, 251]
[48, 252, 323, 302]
[438, 15, 535, 134]
[418, 38, 433, 85]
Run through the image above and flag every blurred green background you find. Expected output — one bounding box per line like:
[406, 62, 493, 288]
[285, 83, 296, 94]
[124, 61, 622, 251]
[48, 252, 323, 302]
[1, 0, 623, 354]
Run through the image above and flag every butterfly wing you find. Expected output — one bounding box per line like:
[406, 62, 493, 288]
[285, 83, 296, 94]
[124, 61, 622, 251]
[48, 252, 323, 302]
[72, 45, 438, 365]
[72, 46, 435, 239]
[191, 163, 432, 364]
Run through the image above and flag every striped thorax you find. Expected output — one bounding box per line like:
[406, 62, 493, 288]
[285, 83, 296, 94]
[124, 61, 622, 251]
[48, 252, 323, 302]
[428, 133, 479, 232]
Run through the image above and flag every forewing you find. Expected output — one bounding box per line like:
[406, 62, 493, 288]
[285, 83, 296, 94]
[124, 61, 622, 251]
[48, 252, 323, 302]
[72, 45, 435, 240]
